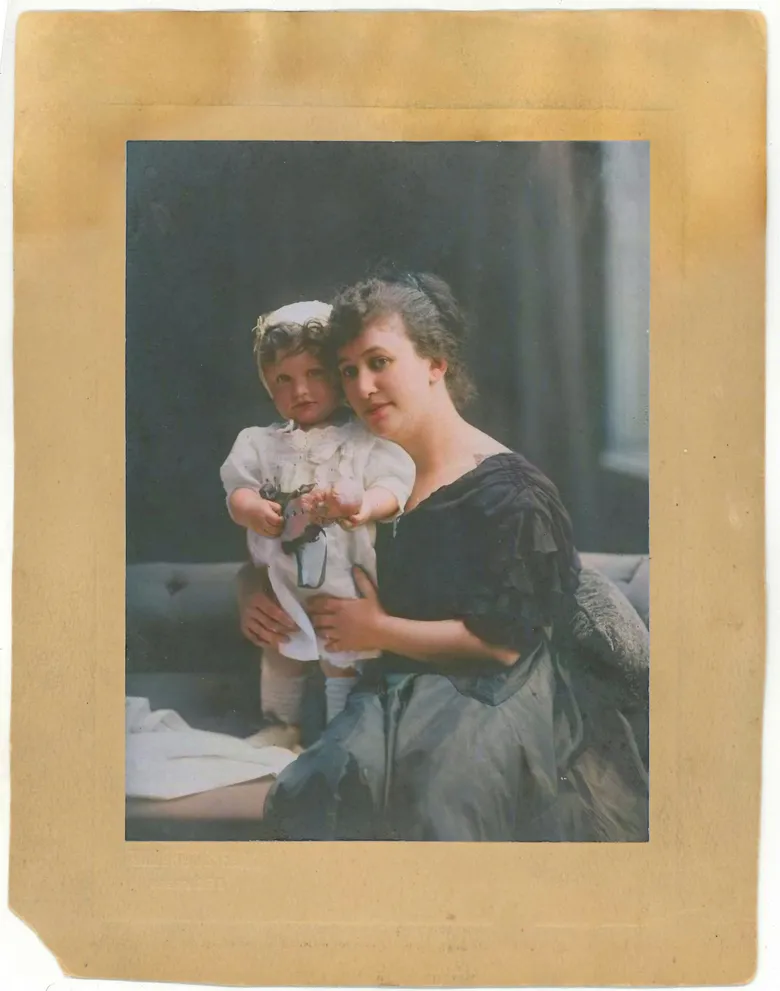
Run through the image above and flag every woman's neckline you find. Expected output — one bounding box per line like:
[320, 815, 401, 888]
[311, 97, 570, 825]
[402, 451, 515, 518]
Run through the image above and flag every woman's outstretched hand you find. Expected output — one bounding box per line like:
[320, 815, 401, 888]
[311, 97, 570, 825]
[307, 567, 386, 654]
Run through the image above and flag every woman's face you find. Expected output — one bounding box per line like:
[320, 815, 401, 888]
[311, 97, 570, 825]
[336, 312, 443, 443]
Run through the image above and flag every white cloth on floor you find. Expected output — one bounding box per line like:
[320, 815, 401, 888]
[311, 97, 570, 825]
[125, 697, 298, 800]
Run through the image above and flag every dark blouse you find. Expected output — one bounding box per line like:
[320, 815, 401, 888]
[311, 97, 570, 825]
[376, 452, 581, 667]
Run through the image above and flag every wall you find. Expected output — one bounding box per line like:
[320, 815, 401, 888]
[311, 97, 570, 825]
[126, 141, 649, 563]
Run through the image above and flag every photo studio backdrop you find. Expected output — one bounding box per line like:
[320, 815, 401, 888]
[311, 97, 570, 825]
[126, 141, 649, 564]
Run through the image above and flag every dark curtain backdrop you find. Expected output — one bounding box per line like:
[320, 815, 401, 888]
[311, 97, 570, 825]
[126, 141, 648, 564]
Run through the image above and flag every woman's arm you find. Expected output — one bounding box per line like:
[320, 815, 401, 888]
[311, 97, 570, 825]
[307, 568, 519, 668]
[377, 614, 520, 667]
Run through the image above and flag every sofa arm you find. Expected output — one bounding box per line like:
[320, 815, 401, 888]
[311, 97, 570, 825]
[579, 553, 649, 628]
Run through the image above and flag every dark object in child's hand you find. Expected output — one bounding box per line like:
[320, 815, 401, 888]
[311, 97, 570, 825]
[259, 482, 327, 588]
[281, 488, 324, 554]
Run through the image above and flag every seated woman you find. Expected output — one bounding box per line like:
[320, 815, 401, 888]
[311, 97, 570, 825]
[239, 271, 649, 842]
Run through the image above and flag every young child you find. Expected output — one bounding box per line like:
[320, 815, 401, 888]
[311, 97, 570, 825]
[220, 300, 415, 749]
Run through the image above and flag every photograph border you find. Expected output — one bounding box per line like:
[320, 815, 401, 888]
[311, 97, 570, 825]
[10, 10, 765, 986]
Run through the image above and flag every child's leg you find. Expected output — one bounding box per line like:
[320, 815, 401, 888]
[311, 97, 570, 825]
[248, 649, 306, 751]
[261, 649, 306, 724]
[321, 659, 359, 724]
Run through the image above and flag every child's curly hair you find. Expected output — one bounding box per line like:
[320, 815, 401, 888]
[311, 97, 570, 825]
[253, 318, 330, 373]
[251, 300, 333, 389]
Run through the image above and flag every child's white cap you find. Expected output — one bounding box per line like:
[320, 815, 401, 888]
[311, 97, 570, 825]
[253, 299, 333, 393]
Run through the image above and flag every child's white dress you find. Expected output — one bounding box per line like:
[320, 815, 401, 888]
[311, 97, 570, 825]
[220, 416, 415, 668]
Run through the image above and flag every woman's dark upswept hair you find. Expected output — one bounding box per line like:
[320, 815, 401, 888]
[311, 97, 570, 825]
[327, 269, 476, 408]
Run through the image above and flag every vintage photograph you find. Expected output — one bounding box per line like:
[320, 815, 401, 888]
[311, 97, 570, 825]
[125, 140, 650, 841]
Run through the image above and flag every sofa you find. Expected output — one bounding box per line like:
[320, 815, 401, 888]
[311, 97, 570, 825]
[125, 553, 649, 838]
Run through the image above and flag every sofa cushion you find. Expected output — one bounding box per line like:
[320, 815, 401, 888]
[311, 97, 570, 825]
[126, 562, 259, 673]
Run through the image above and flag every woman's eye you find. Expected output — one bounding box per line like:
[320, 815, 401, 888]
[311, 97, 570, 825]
[369, 356, 389, 371]
[276, 374, 291, 385]
[308, 368, 325, 379]
[340, 366, 357, 380]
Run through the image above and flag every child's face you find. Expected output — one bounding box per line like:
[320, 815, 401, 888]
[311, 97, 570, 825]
[263, 347, 341, 428]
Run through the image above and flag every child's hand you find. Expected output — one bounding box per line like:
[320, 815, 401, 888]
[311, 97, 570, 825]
[330, 480, 364, 518]
[339, 485, 401, 530]
[301, 482, 364, 524]
[248, 497, 284, 537]
[338, 494, 372, 529]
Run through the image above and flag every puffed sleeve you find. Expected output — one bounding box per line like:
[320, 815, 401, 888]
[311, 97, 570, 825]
[220, 428, 270, 501]
[462, 458, 581, 651]
[362, 437, 416, 516]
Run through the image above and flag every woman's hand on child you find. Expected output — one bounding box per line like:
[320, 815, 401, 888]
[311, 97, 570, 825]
[239, 584, 298, 648]
[307, 567, 386, 653]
